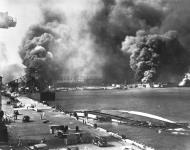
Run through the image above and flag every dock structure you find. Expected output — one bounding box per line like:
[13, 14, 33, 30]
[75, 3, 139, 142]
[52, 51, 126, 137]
[74, 110, 189, 130]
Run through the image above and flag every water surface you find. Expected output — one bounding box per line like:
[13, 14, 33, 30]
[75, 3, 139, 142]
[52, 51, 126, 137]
[33, 87, 190, 150]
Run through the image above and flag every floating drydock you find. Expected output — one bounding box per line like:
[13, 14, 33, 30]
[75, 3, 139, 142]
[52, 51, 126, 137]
[74, 110, 189, 130]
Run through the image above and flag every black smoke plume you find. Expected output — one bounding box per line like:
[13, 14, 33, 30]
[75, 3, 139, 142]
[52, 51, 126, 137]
[121, 30, 190, 83]
[89, 0, 190, 83]
[88, 0, 165, 82]
[19, 0, 190, 86]
[19, 1, 102, 90]
[19, 12, 63, 91]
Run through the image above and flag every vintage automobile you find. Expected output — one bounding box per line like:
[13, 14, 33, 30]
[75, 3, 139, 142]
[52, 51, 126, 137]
[92, 136, 107, 147]
[22, 115, 30, 122]
[27, 143, 48, 150]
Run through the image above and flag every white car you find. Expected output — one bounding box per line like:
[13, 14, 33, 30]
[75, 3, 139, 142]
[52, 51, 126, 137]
[29, 143, 48, 150]
[122, 145, 133, 150]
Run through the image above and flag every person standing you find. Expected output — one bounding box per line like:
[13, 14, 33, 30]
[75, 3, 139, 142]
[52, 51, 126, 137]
[13, 111, 17, 120]
[15, 113, 17, 120]
[18, 136, 22, 147]
[40, 137, 46, 143]
[42, 112, 45, 119]
[40, 113, 43, 120]
[64, 136, 68, 145]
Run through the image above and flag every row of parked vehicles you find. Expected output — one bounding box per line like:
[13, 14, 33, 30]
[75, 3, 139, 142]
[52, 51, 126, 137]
[26, 135, 107, 150]
[26, 143, 79, 150]
[26, 136, 133, 149]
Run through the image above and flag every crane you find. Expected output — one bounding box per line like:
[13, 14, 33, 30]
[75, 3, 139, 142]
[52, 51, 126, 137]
[0, 12, 16, 28]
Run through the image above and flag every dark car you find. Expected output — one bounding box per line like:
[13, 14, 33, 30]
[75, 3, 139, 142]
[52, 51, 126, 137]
[22, 115, 30, 122]
[92, 136, 107, 147]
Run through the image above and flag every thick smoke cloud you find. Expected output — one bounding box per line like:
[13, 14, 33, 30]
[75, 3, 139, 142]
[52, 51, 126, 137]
[19, 0, 102, 90]
[19, 23, 61, 90]
[121, 30, 190, 83]
[89, 0, 190, 83]
[88, 0, 166, 82]
[19, 0, 190, 86]
[160, 0, 190, 50]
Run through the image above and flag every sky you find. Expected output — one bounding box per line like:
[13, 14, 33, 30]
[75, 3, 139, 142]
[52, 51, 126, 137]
[0, 0, 41, 63]
[0, 0, 42, 81]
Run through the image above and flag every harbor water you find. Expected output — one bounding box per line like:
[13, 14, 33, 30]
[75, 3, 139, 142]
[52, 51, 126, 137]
[31, 87, 190, 150]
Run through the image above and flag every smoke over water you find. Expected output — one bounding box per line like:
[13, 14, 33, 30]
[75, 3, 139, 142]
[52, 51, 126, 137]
[121, 30, 190, 83]
[19, 0, 190, 86]
[90, 0, 190, 83]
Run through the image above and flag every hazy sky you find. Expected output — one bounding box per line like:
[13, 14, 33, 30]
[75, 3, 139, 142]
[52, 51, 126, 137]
[0, 0, 101, 82]
[0, 0, 44, 82]
[0, 0, 42, 65]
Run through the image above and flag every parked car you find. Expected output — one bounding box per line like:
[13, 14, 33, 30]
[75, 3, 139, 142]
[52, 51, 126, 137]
[122, 145, 133, 150]
[22, 115, 30, 122]
[33, 143, 48, 150]
[58, 146, 79, 150]
[67, 146, 79, 150]
[27, 143, 48, 150]
[92, 136, 107, 147]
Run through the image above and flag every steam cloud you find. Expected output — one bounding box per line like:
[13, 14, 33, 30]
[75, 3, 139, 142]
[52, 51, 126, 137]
[19, 0, 190, 86]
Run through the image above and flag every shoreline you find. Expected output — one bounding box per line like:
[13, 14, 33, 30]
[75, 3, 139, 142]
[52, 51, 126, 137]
[1, 95, 126, 149]
[2, 95, 155, 150]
